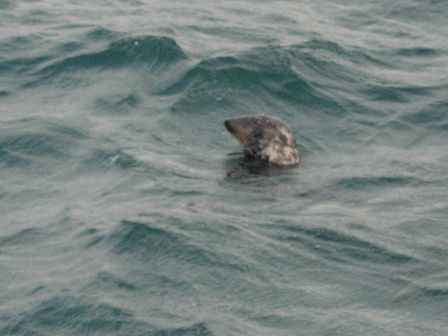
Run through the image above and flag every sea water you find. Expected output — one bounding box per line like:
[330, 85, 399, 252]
[1, 1, 447, 335]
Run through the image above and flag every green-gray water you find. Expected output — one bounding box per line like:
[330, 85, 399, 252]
[1, 1, 447, 335]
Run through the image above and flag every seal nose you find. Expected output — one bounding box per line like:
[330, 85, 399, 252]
[224, 120, 233, 132]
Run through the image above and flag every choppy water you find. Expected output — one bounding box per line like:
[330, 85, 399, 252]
[1, 1, 448, 335]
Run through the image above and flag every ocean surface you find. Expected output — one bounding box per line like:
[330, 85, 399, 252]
[1, 0, 447, 335]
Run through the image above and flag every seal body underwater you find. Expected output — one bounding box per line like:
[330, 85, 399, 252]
[224, 115, 300, 166]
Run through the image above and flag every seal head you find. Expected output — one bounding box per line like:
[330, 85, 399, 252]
[224, 115, 299, 166]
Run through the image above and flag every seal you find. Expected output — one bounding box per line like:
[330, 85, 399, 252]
[224, 115, 300, 166]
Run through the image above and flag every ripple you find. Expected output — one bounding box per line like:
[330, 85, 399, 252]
[93, 93, 140, 115]
[393, 47, 440, 58]
[0, 228, 47, 247]
[0, 34, 45, 55]
[77, 228, 106, 249]
[333, 175, 420, 190]
[0, 132, 65, 157]
[400, 99, 448, 129]
[0, 90, 10, 97]
[94, 272, 137, 291]
[54, 41, 84, 54]
[84, 27, 120, 41]
[82, 148, 146, 171]
[0, 0, 14, 10]
[0, 55, 52, 76]
[155, 322, 214, 335]
[0, 148, 32, 168]
[393, 280, 448, 317]
[363, 84, 432, 103]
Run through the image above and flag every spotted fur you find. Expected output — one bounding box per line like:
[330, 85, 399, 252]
[224, 115, 300, 166]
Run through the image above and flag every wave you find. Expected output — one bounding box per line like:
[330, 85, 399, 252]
[109, 220, 217, 265]
[159, 37, 440, 116]
[0, 34, 187, 89]
[0, 118, 87, 168]
[155, 322, 214, 335]
[1, 295, 143, 335]
[108, 219, 248, 275]
[0, 55, 52, 76]
[393, 281, 448, 314]
[36, 35, 187, 77]
[0, 293, 215, 335]
[267, 223, 415, 265]
[160, 41, 347, 114]
[362, 84, 432, 103]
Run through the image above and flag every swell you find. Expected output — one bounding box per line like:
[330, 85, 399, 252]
[0, 118, 87, 169]
[13, 296, 133, 331]
[0, 228, 49, 248]
[108, 219, 247, 274]
[159, 37, 445, 123]
[396, 284, 448, 302]
[0, 33, 188, 89]
[109, 219, 219, 266]
[2, 295, 139, 335]
[34, 35, 187, 81]
[265, 223, 415, 266]
[0, 293, 214, 335]
[159, 43, 337, 113]
[399, 98, 448, 130]
[44, 36, 185, 71]
[393, 278, 448, 318]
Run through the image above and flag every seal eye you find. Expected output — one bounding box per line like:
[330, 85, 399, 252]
[250, 130, 264, 140]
